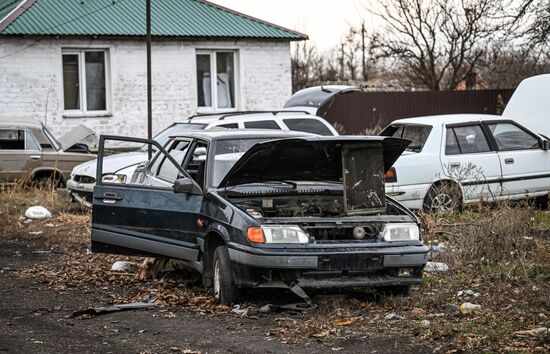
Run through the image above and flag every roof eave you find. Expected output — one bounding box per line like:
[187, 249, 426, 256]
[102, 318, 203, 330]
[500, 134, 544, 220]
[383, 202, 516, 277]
[0, 0, 36, 32]
[0, 32, 305, 41]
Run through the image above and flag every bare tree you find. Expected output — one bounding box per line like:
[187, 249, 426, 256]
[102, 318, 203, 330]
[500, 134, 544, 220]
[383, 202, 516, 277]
[368, 0, 502, 90]
[515, 0, 550, 50]
[291, 41, 321, 92]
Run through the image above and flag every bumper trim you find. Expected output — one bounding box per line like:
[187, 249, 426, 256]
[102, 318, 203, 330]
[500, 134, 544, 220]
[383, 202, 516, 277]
[228, 246, 429, 270]
[228, 248, 318, 269]
[383, 253, 428, 266]
[296, 274, 423, 289]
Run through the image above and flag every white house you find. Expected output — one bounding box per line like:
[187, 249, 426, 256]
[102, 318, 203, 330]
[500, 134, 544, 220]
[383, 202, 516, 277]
[0, 0, 306, 138]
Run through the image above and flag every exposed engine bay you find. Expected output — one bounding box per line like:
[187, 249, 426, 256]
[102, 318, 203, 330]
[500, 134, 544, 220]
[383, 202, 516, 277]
[228, 192, 411, 241]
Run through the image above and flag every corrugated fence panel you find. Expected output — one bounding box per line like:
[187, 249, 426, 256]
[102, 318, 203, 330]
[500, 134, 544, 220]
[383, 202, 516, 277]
[318, 89, 515, 134]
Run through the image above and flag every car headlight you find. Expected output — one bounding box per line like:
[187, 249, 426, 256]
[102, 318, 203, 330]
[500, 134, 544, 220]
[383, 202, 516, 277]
[101, 173, 127, 184]
[247, 225, 309, 244]
[382, 223, 420, 242]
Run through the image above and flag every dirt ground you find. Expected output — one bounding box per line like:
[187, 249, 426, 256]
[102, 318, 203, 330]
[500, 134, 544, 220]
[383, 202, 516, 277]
[1, 190, 549, 353]
[0, 239, 434, 354]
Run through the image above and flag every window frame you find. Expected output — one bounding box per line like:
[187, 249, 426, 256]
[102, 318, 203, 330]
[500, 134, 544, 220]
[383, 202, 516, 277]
[483, 120, 542, 151]
[24, 131, 41, 151]
[445, 122, 494, 155]
[61, 48, 111, 116]
[195, 49, 239, 113]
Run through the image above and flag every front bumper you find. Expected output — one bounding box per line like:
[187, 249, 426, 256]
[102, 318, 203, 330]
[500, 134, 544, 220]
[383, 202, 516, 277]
[228, 242, 429, 289]
[66, 178, 94, 206]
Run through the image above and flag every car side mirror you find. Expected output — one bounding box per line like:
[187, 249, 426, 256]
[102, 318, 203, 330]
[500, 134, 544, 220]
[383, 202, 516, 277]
[542, 140, 550, 151]
[173, 177, 202, 195]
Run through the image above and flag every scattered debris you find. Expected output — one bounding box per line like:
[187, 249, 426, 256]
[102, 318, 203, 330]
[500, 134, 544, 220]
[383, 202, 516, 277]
[456, 289, 481, 298]
[72, 297, 157, 317]
[512, 327, 548, 339]
[332, 317, 361, 326]
[444, 305, 462, 318]
[424, 261, 450, 272]
[24, 206, 52, 220]
[420, 319, 431, 327]
[28, 231, 43, 236]
[460, 302, 481, 314]
[429, 240, 445, 254]
[384, 313, 404, 321]
[231, 303, 313, 317]
[532, 285, 540, 292]
[110, 261, 139, 272]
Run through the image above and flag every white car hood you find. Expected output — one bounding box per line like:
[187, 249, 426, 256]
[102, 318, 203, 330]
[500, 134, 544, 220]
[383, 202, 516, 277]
[72, 151, 148, 178]
[503, 74, 550, 138]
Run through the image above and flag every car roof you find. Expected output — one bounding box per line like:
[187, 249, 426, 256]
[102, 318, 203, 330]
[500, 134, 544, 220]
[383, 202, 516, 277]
[389, 114, 507, 126]
[0, 119, 44, 129]
[174, 111, 319, 125]
[168, 128, 313, 141]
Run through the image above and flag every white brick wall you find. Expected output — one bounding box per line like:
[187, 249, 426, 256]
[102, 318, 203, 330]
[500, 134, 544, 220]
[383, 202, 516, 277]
[0, 38, 292, 142]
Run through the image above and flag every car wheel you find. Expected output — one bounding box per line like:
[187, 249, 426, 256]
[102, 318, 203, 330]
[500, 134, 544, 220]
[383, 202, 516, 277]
[212, 245, 239, 305]
[423, 182, 461, 213]
[34, 176, 58, 190]
[376, 285, 411, 297]
[535, 194, 549, 210]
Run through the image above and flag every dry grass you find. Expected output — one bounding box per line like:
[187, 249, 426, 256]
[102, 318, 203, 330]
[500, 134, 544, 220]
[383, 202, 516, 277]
[2, 189, 549, 352]
[0, 187, 90, 249]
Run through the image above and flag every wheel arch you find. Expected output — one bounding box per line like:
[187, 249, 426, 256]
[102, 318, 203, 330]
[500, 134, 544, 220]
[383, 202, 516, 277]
[31, 168, 66, 186]
[202, 229, 228, 288]
[423, 178, 464, 211]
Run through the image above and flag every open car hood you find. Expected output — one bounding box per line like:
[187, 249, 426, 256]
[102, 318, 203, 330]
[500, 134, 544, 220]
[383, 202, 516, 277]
[218, 136, 410, 188]
[58, 125, 95, 151]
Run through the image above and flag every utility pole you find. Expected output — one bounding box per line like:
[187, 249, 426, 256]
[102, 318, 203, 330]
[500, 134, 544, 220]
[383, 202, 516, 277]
[146, 0, 153, 159]
[361, 21, 367, 82]
[340, 43, 345, 80]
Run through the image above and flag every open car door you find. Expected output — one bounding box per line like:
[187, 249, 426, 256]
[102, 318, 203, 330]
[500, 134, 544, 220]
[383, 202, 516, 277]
[91, 135, 203, 261]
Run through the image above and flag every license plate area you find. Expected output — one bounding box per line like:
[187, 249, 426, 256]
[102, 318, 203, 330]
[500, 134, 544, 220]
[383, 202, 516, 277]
[317, 254, 383, 271]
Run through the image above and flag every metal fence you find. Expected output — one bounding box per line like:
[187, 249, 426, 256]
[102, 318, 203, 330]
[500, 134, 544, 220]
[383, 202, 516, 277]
[317, 89, 515, 134]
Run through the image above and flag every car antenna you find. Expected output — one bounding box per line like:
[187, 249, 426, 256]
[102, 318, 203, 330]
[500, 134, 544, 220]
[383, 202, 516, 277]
[321, 86, 332, 93]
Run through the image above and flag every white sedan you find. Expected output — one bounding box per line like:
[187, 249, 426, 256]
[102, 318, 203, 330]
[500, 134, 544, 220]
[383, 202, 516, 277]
[380, 114, 550, 212]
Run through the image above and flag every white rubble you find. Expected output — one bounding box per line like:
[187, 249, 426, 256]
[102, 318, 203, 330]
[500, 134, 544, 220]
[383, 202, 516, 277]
[24, 206, 52, 220]
[424, 261, 450, 272]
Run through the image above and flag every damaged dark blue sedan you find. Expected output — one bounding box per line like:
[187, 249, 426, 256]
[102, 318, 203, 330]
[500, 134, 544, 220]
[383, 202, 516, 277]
[91, 130, 429, 304]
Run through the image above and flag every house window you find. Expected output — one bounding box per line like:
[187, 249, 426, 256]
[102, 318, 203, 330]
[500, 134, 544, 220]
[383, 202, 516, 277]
[62, 49, 109, 113]
[196, 50, 236, 110]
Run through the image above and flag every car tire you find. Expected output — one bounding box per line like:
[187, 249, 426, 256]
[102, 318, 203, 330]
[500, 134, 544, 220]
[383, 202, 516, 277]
[212, 245, 239, 305]
[376, 285, 411, 297]
[535, 194, 549, 210]
[35, 176, 58, 190]
[423, 182, 461, 213]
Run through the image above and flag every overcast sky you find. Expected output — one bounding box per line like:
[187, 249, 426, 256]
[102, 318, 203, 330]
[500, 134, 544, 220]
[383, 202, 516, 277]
[210, 0, 376, 51]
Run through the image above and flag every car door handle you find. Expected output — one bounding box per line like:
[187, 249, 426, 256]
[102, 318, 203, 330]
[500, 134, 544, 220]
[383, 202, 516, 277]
[30, 155, 41, 160]
[504, 158, 514, 165]
[449, 162, 461, 168]
[95, 192, 123, 204]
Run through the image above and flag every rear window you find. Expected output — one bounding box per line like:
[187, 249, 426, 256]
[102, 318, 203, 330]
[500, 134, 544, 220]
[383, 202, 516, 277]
[244, 120, 281, 130]
[381, 124, 432, 152]
[283, 118, 333, 136]
[0, 129, 24, 150]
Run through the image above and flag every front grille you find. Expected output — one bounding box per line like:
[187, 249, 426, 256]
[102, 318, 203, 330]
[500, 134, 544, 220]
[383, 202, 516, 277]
[74, 175, 96, 184]
[342, 144, 386, 214]
[305, 225, 379, 241]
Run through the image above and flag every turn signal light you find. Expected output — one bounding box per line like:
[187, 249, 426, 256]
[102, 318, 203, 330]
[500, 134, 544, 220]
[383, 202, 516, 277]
[385, 167, 397, 183]
[247, 227, 265, 243]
